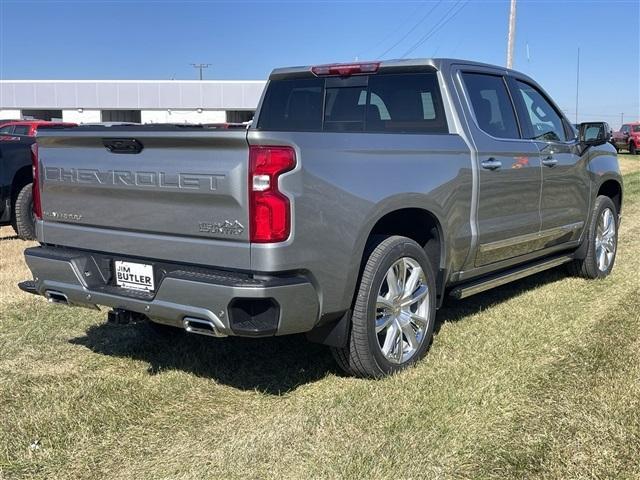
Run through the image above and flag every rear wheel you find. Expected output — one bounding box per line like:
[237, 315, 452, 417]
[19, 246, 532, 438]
[331, 235, 436, 378]
[12, 183, 35, 240]
[568, 195, 618, 279]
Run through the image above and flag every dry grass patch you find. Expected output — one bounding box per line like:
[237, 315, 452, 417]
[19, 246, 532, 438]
[0, 171, 638, 479]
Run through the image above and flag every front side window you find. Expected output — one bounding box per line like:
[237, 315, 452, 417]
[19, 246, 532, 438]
[462, 73, 520, 139]
[633, 125, 640, 133]
[514, 80, 567, 142]
[257, 72, 448, 134]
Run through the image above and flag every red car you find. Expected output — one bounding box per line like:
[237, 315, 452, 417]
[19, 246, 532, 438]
[0, 120, 77, 136]
[611, 122, 640, 154]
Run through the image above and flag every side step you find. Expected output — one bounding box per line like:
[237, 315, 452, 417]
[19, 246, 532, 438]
[449, 254, 574, 300]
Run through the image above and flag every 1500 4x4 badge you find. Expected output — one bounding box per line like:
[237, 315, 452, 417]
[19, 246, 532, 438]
[198, 220, 245, 235]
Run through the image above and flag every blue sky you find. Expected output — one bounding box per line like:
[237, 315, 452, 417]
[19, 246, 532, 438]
[0, 0, 638, 126]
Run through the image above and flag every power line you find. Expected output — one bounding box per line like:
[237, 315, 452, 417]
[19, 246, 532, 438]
[377, 0, 444, 59]
[354, 1, 427, 60]
[401, 0, 469, 58]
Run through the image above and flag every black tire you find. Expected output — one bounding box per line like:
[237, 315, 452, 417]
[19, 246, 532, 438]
[331, 235, 437, 378]
[630, 142, 637, 155]
[568, 195, 618, 279]
[12, 183, 35, 240]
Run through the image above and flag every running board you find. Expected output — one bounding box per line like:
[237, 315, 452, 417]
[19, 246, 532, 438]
[449, 254, 574, 300]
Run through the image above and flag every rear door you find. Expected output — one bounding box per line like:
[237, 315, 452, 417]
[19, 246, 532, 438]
[509, 78, 590, 244]
[458, 70, 543, 266]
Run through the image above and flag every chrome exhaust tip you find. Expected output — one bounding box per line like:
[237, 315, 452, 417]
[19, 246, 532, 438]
[183, 317, 226, 338]
[45, 290, 69, 305]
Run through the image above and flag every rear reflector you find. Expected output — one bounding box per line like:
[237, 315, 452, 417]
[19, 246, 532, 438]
[31, 143, 42, 220]
[249, 146, 296, 243]
[311, 62, 380, 77]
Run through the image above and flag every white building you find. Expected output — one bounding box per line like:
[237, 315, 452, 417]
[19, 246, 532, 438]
[0, 79, 267, 124]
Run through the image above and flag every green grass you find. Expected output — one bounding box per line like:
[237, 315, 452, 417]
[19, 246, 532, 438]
[0, 162, 638, 479]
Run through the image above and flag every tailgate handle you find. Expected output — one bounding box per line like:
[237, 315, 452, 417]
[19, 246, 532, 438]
[102, 138, 144, 154]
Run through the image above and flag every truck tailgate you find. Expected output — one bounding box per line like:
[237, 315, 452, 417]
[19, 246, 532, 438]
[36, 129, 251, 269]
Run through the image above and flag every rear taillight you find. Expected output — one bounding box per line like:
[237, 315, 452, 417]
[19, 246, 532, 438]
[31, 143, 42, 220]
[311, 62, 380, 77]
[249, 145, 296, 243]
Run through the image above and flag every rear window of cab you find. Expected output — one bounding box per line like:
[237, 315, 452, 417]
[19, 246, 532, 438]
[257, 72, 448, 134]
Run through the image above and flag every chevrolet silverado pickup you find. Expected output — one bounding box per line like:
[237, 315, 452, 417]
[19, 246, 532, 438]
[20, 59, 622, 378]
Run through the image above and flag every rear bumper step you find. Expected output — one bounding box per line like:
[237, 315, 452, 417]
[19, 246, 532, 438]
[449, 254, 574, 299]
[18, 280, 38, 295]
[21, 246, 320, 337]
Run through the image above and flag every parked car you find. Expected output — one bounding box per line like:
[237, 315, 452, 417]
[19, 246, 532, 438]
[19, 59, 622, 378]
[0, 120, 77, 136]
[0, 135, 37, 239]
[611, 122, 640, 154]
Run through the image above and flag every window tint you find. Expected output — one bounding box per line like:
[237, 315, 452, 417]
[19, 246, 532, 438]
[324, 86, 367, 132]
[633, 125, 640, 133]
[13, 125, 30, 135]
[514, 80, 567, 142]
[0, 126, 14, 134]
[257, 78, 324, 131]
[462, 73, 520, 139]
[256, 73, 448, 134]
[365, 73, 447, 133]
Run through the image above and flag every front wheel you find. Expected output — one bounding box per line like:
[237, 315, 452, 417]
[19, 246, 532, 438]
[630, 142, 637, 155]
[331, 235, 437, 378]
[568, 195, 618, 279]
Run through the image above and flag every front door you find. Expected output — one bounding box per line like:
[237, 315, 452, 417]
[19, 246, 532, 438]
[510, 79, 590, 246]
[459, 71, 543, 267]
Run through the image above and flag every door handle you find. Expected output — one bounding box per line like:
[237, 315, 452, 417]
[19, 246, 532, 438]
[481, 158, 502, 170]
[102, 138, 144, 154]
[542, 156, 558, 167]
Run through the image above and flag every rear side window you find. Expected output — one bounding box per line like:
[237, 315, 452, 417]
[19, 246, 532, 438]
[13, 125, 30, 135]
[462, 73, 520, 139]
[257, 73, 448, 134]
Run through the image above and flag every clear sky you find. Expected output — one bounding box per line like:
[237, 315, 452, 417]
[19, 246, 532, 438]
[0, 0, 638, 127]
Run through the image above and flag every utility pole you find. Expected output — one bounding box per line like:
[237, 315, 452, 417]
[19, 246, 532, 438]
[575, 47, 580, 124]
[506, 0, 517, 68]
[621, 112, 625, 126]
[190, 63, 211, 80]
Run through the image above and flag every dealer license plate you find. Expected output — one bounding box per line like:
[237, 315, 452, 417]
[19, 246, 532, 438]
[114, 261, 155, 292]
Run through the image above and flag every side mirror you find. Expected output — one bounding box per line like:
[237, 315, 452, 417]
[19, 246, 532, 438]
[579, 122, 611, 148]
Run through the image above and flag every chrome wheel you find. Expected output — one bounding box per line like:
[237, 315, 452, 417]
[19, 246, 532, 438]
[375, 257, 430, 364]
[595, 207, 616, 272]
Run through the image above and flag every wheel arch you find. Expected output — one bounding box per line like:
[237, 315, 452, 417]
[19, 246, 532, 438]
[11, 165, 32, 204]
[597, 178, 623, 215]
[349, 199, 449, 309]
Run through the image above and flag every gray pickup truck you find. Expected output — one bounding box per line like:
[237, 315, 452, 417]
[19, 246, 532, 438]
[20, 59, 622, 378]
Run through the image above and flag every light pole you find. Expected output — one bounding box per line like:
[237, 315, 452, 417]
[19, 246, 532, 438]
[190, 63, 211, 80]
[506, 0, 517, 68]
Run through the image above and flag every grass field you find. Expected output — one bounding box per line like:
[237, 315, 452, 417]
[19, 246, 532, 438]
[0, 155, 638, 479]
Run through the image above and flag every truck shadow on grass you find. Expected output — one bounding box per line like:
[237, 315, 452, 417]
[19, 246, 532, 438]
[69, 267, 569, 395]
